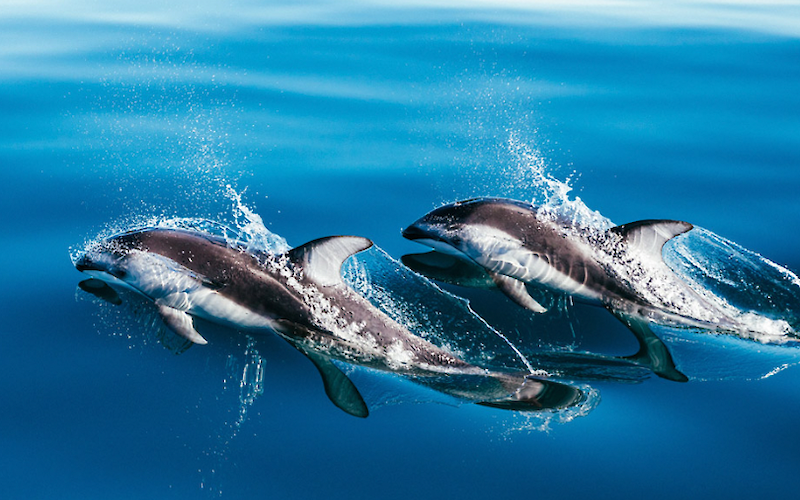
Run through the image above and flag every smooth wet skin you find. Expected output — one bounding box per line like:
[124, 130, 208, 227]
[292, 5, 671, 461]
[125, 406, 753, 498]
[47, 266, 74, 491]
[403, 198, 695, 315]
[75, 227, 585, 416]
[403, 198, 705, 381]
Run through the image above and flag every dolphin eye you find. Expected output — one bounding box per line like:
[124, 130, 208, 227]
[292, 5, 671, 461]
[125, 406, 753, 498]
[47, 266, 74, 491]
[112, 268, 128, 279]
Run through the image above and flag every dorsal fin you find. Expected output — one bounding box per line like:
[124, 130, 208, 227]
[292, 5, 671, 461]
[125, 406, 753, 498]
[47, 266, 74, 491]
[608, 219, 693, 257]
[288, 236, 373, 286]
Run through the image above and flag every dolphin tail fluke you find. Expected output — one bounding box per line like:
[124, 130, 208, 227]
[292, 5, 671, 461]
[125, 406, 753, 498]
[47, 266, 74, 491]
[478, 376, 584, 411]
[608, 307, 688, 382]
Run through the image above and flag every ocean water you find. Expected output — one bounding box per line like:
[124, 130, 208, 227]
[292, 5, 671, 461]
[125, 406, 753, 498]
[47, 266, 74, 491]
[2, 1, 800, 499]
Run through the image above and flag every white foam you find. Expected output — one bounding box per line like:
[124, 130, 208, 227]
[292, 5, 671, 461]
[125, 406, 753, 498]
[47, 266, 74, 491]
[498, 384, 601, 436]
[225, 185, 290, 254]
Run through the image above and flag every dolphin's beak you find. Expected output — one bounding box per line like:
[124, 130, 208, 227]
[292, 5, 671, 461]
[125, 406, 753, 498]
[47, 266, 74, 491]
[75, 254, 99, 272]
[401, 223, 430, 241]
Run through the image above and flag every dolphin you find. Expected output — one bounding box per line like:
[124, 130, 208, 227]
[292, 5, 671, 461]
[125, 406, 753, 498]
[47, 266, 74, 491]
[401, 198, 742, 382]
[75, 227, 583, 416]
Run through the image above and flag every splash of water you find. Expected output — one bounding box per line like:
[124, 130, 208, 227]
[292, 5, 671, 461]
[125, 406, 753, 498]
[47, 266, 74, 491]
[224, 185, 289, 254]
[223, 336, 266, 434]
[506, 132, 612, 231]
[499, 384, 601, 436]
[70, 184, 290, 267]
[665, 229, 800, 341]
[498, 133, 800, 342]
[342, 245, 540, 374]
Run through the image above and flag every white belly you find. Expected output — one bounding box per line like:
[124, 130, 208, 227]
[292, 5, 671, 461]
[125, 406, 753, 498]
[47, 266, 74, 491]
[182, 289, 276, 330]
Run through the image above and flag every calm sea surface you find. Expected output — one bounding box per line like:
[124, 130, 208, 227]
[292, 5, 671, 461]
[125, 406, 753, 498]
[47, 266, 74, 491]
[2, 2, 800, 499]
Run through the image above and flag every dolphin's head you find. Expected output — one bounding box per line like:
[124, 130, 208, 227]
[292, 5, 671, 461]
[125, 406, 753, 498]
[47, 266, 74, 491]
[403, 198, 538, 263]
[402, 200, 478, 258]
[76, 240, 126, 276]
[74, 231, 146, 289]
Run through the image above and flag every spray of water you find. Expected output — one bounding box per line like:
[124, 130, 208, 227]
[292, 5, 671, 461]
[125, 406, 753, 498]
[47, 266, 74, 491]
[504, 131, 613, 230]
[501, 132, 800, 343]
[496, 384, 601, 436]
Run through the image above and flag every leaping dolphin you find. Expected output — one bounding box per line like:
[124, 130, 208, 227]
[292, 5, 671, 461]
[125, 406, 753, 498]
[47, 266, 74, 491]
[75, 227, 583, 417]
[402, 198, 743, 382]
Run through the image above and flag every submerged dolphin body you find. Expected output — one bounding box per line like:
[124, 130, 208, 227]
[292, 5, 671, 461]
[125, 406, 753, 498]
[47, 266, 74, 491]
[402, 198, 743, 382]
[75, 227, 582, 416]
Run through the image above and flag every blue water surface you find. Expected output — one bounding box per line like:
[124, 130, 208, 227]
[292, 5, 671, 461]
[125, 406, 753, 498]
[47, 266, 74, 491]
[2, 1, 800, 499]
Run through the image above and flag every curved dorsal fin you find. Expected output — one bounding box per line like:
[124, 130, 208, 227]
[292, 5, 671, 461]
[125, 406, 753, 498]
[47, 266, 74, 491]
[608, 219, 693, 257]
[288, 236, 373, 286]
